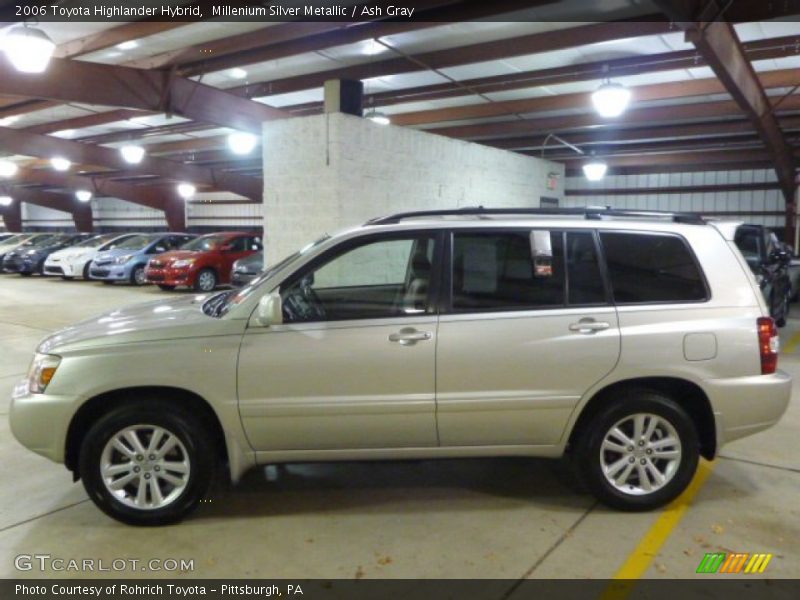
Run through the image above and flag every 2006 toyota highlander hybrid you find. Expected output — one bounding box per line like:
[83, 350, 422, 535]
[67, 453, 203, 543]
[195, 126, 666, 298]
[9, 207, 792, 525]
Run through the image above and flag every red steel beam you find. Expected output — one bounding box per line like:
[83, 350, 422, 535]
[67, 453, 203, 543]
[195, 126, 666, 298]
[0, 55, 287, 133]
[0, 126, 262, 200]
[655, 0, 798, 243]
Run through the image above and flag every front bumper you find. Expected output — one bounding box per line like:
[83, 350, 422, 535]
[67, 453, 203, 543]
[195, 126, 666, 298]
[231, 271, 259, 287]
[44, 258, 84, 277]
[706, 370, 792, 446]
[145, 266, 194, 287]
[9, 380, 75, 463]
[89, 263, 131, 281]
[2, 256, 23, 273]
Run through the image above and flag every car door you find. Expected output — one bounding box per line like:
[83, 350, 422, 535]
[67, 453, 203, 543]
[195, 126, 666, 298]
[435, 228, 621, 447]
[237, 231, 442, 451]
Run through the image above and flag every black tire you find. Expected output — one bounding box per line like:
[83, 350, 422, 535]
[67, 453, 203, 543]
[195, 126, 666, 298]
[194, 268, 217, 292]
[573, 389, 699, 511]
[129, 264, 146, 286]
[19, 272, 32, 277]
[82, 262, 91, 280]
[78, 400, 216, 526]
[158, 284, 176, 291]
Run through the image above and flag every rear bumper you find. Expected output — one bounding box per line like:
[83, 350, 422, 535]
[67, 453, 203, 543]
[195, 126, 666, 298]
[706, 370, 792, 446]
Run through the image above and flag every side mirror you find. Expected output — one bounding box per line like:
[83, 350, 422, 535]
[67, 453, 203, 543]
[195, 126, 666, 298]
[255, 292, 283, 327]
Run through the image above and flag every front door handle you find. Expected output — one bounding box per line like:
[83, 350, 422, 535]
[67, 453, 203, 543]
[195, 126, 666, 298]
[389, 328, 432, 346]
[569, 318, 611, 334]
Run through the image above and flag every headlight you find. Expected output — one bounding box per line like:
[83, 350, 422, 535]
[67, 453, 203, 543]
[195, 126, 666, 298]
[172, 259, 195, 268]
[27, 353, 61, 394]
[26, 249, 38, 256]
[114, 254, 134, 264]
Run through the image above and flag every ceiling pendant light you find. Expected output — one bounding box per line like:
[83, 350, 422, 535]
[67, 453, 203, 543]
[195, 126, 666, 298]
[120, 145, 146, 164]
[2, 24, 56, 74]
[365, 109, 390, 125]
[75, 190, 92, 203]
[582, 160, 608, 181]
[591, 81, 632, 118]
[0, 195, 12, 207]
[50, 157, 71, 171]
[227, 132, 258, 155]
[0, 159, 18, 178]
[177, 183, 196, 200]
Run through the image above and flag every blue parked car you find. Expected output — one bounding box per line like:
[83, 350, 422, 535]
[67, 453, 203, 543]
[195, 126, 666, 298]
[88, 233, 196, 286]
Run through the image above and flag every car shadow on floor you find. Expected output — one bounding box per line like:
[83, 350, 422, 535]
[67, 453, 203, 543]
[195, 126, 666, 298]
[191, 457, 592, 520]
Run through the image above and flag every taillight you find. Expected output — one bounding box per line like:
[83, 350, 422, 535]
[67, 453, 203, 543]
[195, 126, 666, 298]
[757, 317, 779, 374]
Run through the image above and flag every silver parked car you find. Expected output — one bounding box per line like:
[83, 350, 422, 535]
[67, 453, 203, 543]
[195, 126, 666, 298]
[9, 208, 791, 525]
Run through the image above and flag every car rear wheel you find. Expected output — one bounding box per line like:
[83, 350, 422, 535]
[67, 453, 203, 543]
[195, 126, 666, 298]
[574, 389, 699, 511]
[82, 262, 91, 280]
[79, 401, 216, 526]
[130, 265, 146, 286]
[194, 268, 217, 292]
[158, 284, 176, 291]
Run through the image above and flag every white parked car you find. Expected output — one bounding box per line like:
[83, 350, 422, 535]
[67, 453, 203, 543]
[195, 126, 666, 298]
[43, 233, 140, 280]
[9, 208, 791, 525]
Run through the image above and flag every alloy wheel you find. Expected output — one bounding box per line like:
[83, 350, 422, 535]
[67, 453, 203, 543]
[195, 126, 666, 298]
[599, 413, 681, 496]
[100, 425, 191, 510]
[198, 271, 215, 291]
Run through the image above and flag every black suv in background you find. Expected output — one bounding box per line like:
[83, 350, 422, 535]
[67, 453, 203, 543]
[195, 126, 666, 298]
[734, 224, 792, 327]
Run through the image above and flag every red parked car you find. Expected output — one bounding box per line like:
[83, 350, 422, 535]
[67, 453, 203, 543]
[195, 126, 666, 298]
[144, 231, 262, 292]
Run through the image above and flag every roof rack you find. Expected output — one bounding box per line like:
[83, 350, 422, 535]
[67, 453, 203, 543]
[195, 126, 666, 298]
[365, 206, 706, 226]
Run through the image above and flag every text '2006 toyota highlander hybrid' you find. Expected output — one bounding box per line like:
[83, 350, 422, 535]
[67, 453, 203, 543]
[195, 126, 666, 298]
[9, 208, 791, 525]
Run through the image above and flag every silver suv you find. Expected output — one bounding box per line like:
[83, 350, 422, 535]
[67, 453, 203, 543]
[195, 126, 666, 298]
[10, 208, 791, 525]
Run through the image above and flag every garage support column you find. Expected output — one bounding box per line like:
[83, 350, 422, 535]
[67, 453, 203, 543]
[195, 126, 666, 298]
[0, 200, 22, 232]
[262, 113, 564, 265]
[163, 199, 186, 232]
[323, 79, 363, 117]
[73, 201, 94, 233]
[792, 180, 800, 253]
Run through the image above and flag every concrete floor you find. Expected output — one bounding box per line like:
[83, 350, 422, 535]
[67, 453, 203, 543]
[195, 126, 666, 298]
[0, 274, 798, 582]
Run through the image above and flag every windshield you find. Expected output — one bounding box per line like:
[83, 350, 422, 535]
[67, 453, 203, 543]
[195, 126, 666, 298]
[182, 235, 227, 252]
[205, 235, 331, 318]
[19, 234, 55, 248]
[113, 234, 156, 251]
[98, 234, 138, 251]
[74, 233, 117, 248]
[734, 228, 760, 261]
[0, 234, 24, 245]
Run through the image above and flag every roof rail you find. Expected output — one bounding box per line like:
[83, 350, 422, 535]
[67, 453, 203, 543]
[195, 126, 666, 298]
[365, 206, 706, 226]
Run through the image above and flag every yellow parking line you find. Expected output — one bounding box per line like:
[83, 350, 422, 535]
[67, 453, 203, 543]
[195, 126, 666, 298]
[782, 330, 800, 354]
[599, 460, 715, 600]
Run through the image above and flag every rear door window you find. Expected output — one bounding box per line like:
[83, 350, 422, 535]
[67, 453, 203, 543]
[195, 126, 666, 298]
[599, 232, 708, 303]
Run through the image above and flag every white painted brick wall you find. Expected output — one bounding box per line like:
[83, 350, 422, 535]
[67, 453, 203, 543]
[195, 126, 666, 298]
[263, 112, 565, 264]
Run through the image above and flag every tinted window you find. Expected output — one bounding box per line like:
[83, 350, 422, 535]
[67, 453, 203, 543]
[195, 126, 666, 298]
[182, 235, 225, 251]
[600, 232, 707, 303]
[566, 232, 606, 305]
[281, 235, 436, 322]
[452, 231, 565, 311]
[227, 237, 247, 252]
[248, 236, 263, 251]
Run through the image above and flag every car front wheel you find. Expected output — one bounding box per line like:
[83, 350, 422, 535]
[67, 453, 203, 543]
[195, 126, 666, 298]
[130, 265, 146, 286]
[574, 389, 699, 511]
[194, 268, 217, 292]
[79, 402, 216, 526]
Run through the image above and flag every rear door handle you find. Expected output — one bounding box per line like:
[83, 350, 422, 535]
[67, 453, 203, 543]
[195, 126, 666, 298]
[569, 318, 611, 334]
[389, 329, 432, 346]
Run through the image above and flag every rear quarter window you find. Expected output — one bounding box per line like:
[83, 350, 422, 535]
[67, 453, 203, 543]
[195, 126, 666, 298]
[600, 232, 708, 304]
